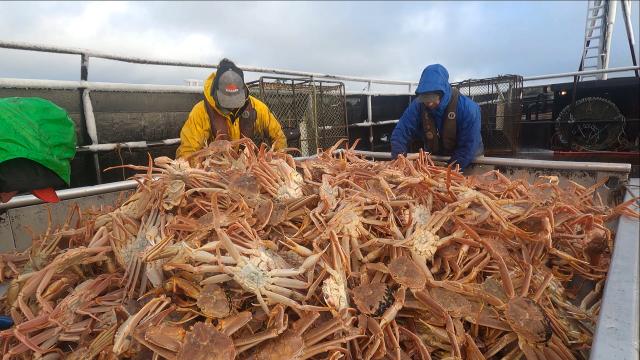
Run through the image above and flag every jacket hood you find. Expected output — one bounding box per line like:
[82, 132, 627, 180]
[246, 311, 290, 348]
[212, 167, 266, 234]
[415, 64, 452, 117]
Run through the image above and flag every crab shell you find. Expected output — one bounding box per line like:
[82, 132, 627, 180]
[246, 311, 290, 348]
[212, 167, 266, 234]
[388, 256, 426, 289]
[351, 282, 395, 317]
[505, 297, 553, 344]
[197, 284, 232, 318]
[176, 322, 235, 360]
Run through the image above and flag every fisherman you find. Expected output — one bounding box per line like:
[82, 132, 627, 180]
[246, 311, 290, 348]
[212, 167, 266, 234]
[390, 64, 483, 170]
[176, 58, 287, 159]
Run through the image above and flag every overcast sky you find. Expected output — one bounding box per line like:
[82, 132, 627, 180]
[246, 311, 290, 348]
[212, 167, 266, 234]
[1, 1, 638, 91]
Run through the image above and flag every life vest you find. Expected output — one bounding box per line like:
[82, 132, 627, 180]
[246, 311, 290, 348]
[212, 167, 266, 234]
[203, 98, 272, 147]
[421, 88, 460, 156]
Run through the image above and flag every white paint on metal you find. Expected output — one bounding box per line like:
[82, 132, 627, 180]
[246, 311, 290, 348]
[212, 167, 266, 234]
[82, 90, 98, 145]
[77, 139, 181, 152]
[523, 65, 640, 81]
[345, 91, 414, 96]
[2, 40, 638, 88]
[0, 78, 201, 93]
[336, 119, 400, 129]
[0, 40, 418, 86]
[348, 150, 632, 173]
[0, 180, 139, 211]
[590, 178, 639, 360]
[601, 1, 618, 80]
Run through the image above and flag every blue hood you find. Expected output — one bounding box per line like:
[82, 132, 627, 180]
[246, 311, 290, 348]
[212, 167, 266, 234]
[392, 63, 484, 170]
[415, 64, 452, 120]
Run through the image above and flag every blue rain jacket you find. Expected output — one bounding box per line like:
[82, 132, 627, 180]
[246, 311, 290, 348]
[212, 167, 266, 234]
[390, 64, 483, 170]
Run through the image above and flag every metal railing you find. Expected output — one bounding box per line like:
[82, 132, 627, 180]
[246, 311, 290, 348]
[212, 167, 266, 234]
[0, 41, 418, 86]
[0, 150, 630, 211]
[1, 40, 639, 182]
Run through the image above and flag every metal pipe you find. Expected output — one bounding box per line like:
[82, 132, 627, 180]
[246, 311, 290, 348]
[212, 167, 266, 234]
[346, 91, 414, 96]
[0, 153, 320, 211]
[82, 90, 99, 146]
[76, 138, 181, 152]
[80, 54, 89, 81]
[366, 82, 373, 151]
[81, 89, 102, 184]
[2, 41, 638, 86]
[340, 119, 400, 129]
[0, 150, 631, 211]
[1, 67, 639, 95]
[620, 0, 639, 77]
[349, 150, 632, 173]
[0, 40, 417, 86]
[600, 0, 618, 80]
[522, 65, 640, 81]
[0, 180, 139, 211]
[292, 154, 319, 161]
[0, 78, 201, 93]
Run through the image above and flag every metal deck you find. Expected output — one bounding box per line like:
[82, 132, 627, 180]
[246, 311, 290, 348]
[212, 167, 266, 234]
[590, 178, 639, 360]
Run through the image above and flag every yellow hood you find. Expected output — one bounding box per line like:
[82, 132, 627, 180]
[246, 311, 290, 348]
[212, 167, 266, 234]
[203, 71, 222, 114]
[176, 70, 288, 159]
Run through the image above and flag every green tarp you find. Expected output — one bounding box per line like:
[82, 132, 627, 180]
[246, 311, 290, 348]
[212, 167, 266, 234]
[0, 97, 76, 185]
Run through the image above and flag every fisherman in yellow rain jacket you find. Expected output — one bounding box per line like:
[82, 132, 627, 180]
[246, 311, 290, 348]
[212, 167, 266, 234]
[176, 58, 287, 159]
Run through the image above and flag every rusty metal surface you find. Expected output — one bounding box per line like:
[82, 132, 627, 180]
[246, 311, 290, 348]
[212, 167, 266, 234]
[0, 212, 15, 253]
[0, 191, 131, 251]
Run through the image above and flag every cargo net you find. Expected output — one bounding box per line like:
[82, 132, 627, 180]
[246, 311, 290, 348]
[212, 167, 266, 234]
[248, 77, 348, 156]
[453, 75, 523, 156]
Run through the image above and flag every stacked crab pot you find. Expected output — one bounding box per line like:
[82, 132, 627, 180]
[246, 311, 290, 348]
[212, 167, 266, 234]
[0, 138, 638, 360]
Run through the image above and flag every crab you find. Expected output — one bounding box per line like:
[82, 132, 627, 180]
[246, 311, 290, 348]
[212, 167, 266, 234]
[377, 204, 466, 281]
[254, 157, 305, 202]
[200, 227, 324, 313]
[249, 310, 358, 360]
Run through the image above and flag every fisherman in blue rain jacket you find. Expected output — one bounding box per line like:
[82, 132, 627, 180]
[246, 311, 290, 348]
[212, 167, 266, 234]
[391, 64, 484, 170]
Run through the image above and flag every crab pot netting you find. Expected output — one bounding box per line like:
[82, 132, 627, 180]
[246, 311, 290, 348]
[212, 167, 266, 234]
[248, 77, 348, 156]
[452, 75, 524, 156]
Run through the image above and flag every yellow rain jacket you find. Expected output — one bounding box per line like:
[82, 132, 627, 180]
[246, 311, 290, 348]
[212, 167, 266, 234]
[176, 72, 287, 159]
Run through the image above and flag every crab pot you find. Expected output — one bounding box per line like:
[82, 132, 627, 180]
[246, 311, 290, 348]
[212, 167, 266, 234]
[452, 75, 524, 157]
[247, 76, 348, 157]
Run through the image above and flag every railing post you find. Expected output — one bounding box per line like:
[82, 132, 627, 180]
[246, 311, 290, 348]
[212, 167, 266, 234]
[311, 75, 319, 153]
[367, 81, 373, 151]
[80, 54, 89, 81]
[81, 89, 102, 184]
[78, 53, 103, 183]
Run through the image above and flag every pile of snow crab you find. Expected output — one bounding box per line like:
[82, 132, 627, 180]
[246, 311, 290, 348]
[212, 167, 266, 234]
[1, 138, 638, 360]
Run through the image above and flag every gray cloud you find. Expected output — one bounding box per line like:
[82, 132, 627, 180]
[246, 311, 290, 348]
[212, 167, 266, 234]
[0, 1, 638, 91]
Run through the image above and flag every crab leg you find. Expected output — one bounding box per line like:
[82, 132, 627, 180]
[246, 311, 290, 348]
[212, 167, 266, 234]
[200, 274, 233, 285]
[270, 277, 308, 289]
